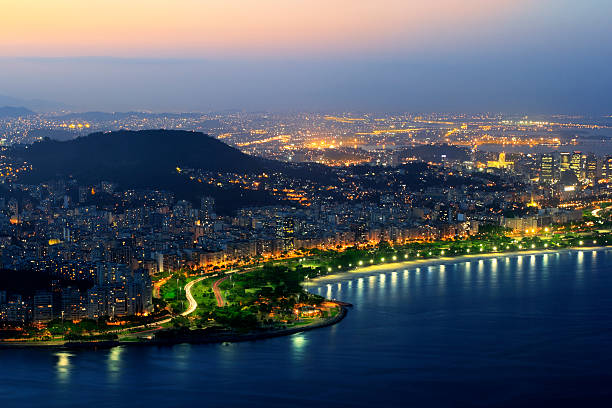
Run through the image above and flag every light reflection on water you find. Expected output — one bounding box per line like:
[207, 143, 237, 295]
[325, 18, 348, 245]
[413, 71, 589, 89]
[10, 249, 610, 408]
[107, 346, 124, 384]
[55, 352, 73, 383]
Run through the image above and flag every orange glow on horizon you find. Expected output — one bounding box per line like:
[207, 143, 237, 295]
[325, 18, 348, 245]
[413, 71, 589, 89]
[1, 0, 527, 57]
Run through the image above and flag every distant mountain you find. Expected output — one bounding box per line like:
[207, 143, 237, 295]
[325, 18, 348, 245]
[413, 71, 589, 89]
[0, 94, 67, 112]
[0, 106, 35, 118]
[52, 111, 204, 122]
[12, 129, 322, 213]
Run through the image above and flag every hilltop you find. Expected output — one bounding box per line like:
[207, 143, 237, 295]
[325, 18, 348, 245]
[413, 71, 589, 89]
[12, 129, 322, 212]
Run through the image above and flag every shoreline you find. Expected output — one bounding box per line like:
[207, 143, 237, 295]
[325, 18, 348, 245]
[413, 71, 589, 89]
[304, 246, 611, 285]
[1, 246, 608, 350]
[0, 303, 349, 350]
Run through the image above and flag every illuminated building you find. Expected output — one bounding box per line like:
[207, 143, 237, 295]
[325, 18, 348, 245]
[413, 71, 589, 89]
[560, 152, 571, 171]
[585, 154, 598, 181]
[33, 291, 54, 322]
[486, 152, 514, 170]
[602, 156, 612, 179]
[570, 151, 585, 180]
[539, 153, 557, 183]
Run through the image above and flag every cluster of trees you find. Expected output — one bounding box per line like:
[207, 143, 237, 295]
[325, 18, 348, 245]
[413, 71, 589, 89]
[309, 229, 612, 278]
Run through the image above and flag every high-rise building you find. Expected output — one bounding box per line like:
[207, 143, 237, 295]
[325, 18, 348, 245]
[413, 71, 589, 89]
[33, 290, 53, 322]
[585, 154, 598, 181]
[61, 287, 85, 321]
[602, 156, 612, 179]
[87, 263, 153, 319]
[540, 153, 557, 183]
[570, 151, 585, 180]
[560, 152, 571, 171]
[200, 196, 215, 219]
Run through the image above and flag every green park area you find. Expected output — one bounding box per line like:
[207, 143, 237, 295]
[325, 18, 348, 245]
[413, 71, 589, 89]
[12, 206, 610, 344]
[160, 210, 612, 336]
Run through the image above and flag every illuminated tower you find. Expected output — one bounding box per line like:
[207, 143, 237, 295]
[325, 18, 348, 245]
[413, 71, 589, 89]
[540, 153, 557, 183]
[559, 152, 571, 171]
[569, 151, 585, 180]
[602, 156, 612, 179]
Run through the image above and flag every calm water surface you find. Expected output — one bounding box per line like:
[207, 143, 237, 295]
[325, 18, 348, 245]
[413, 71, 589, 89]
[2, 250, 612, 407]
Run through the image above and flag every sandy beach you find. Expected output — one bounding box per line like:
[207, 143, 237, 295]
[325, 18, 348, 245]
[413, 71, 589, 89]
[304, 246, 611, 286]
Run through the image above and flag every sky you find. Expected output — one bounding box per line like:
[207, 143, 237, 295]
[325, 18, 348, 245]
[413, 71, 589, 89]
[0, 0, 611, 113]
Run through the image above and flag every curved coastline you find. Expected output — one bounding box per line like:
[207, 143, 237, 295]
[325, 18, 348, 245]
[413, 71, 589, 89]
[304, 246, 612, 286]
[0, 303, 349, 350]
[1, 246, 607, 350]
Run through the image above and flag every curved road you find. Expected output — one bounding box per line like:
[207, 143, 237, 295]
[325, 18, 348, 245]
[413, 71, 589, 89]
[212, 268, 255, 307]
[212, 276, 230, 307]
[181, 276, 206, 316]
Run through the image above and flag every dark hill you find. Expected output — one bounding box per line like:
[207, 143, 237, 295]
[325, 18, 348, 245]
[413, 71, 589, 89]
[13, 130, 317, 213]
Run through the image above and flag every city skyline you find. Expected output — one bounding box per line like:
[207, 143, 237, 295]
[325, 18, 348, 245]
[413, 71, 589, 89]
[2, 2, 612, 407]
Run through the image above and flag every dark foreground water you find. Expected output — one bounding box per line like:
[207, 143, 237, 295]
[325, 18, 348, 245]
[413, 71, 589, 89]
[2, 250, 612, 408]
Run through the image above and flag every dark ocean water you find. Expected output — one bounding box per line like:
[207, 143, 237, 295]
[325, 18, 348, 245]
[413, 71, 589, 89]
[2, 250, 612, 408]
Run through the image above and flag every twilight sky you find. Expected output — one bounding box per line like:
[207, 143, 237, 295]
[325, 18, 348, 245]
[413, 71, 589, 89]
[0, 0, 611, 113]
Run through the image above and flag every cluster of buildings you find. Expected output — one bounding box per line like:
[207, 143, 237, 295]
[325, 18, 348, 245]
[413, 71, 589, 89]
[2, 110, 611, 327]
[1, 142, 602, 326]
[539, 151, 612, 188]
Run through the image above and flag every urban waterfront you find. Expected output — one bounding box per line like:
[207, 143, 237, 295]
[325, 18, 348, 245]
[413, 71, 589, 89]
[2, 249, 611, 408]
